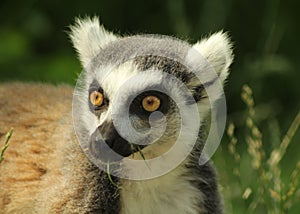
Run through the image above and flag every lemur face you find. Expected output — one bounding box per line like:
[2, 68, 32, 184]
[84, 59, 191, 162]
[86, 61, 181, 160]
[71, 18, 233, 178]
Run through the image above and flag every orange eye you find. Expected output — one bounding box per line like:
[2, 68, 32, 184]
[90, 91, 104, 107]
[142, 95, 161, 112]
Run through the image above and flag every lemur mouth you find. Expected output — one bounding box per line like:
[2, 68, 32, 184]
[88, 122, 147, 163]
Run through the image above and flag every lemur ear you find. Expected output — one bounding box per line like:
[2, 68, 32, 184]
[191, 32, 234, 83]
[69, 17, 118, 68]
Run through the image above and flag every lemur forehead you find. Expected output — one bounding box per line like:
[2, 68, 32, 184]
[94, 62, 167, 99]
[86, 35, 209, 99]
[86, 35, 191, 73]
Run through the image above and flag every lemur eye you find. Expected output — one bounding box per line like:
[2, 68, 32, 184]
[142, 95, 161, 112]
[90, 91, 104, 107]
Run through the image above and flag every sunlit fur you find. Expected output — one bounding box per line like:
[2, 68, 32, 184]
[0, 17, 233, 213]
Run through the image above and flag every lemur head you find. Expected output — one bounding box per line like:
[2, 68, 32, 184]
[70, 17, 233, 178]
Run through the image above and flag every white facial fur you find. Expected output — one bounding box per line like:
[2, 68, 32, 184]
[70, 16, 233, 157]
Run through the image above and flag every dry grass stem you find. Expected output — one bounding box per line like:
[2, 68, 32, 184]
[227, 85, 300, 213]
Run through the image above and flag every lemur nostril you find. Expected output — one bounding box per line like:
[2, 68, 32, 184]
[105, 137, 134, 157]
[104, 138, 113, 147]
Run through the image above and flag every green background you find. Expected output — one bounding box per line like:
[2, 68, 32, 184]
[1, 0, 299, 213]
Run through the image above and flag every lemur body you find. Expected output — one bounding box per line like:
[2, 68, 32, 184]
[0, 17, 233, 213]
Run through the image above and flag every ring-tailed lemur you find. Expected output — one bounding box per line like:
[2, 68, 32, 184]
[0, 17, 233, 213]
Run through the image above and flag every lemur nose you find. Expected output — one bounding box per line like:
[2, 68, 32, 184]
[98, 121, 133, 156]
[89, 127, 123, 163]
[89, 121, 142, 163]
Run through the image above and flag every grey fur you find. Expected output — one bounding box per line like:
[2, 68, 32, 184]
[70, 17, 233, 214]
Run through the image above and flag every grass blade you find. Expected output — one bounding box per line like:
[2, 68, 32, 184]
[0, 128, 14, 163]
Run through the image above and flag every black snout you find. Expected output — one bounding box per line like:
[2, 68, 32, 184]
[89, 121, 143, 163]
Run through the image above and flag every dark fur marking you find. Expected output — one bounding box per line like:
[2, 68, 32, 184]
[134, 55, 210, 104]
[184, 126, 223, 214]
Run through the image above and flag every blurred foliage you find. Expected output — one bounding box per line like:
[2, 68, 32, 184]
[215, 85, 300, 213]
[0, 0, 299, 213]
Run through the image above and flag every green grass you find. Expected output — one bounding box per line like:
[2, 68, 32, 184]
[219, 85, 300, 214]
[0, 128, 13, 164]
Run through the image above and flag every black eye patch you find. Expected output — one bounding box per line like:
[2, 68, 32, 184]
[129, 91, 170, 118]
[88, 79, 109, 113]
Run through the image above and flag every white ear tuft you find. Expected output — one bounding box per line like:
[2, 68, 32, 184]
[192, 32, 234, 83]
[69, 16, 118, 68]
